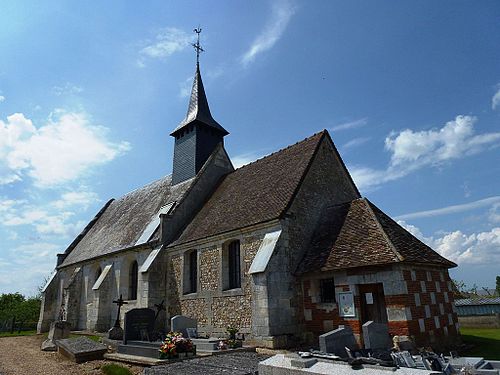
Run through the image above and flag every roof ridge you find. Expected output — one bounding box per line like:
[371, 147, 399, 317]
[233, 130, 327, 172]
[362, 198, 405, 262]
[115, 174, 173, 201]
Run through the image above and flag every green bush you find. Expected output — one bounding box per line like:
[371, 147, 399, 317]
[101, 363, 133, 375]
[0, 293, 41, 325]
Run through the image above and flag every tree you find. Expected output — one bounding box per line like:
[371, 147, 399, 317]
[451, 279, 467, 299]
[496, 276, 500, 297]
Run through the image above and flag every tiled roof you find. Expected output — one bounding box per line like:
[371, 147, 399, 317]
[171, 131, 326, 245]
[297, 198, 456, 274]
[60, 175, 193, 267]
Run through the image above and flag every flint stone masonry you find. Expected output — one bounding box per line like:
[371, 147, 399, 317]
[171, 315, 197, 337]
[362, 321, 392, 350]
[57, 337, 107, 363]
[319, 326, 358, 357]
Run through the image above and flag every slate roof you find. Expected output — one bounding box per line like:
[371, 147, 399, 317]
[170, 65, 228, 136]
[297, 198, 456, 274]
[171, 131, 326, 245]
[59, 175, 194, 267]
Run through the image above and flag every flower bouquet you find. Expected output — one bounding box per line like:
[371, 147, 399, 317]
[159, 332, 196, 359]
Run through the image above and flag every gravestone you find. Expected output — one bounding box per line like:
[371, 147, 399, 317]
[362, 321, 392, 350]
[41, 320, 71, 351]
[123, 308, 156, 344]
[57, 337, 107, 363]
[171, 315, 197, 338]
[319, 326, 358, 357]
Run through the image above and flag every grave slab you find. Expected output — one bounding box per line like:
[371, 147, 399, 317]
[57, 337, 107, 363]
[362, 321, 392, 350]
[41, 320, 71, 351]
[123, 308, 155, 344]
[319, 326, 358, 357]
[171, 315, 197, 338]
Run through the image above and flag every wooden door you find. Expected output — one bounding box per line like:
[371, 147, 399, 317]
[359, 283, 388, 324]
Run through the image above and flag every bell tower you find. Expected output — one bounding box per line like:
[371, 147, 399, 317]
[171, 28, 229, 185]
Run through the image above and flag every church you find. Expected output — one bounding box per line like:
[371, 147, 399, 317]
[38, 47, 460, 349]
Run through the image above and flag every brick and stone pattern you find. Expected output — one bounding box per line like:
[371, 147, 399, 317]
[300, 264, 459, 349]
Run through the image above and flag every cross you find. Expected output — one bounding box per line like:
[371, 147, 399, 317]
[112, 294, 128, 328]
[192, 27, 204, 65]
[153, 300, 166, 322]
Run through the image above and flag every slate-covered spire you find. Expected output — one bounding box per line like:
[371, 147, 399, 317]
[170, 64, 228, 137]
[170, 28, 229, 185]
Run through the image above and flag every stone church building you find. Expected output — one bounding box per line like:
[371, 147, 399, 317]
[38, 60, 460, 349]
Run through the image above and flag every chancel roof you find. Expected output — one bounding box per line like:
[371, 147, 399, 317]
[59, 175, 193, 267]
[171, 131, 326, 245]
[297, 198, 457, 274]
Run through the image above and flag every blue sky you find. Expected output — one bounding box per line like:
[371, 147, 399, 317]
[0, 1, 499, 296]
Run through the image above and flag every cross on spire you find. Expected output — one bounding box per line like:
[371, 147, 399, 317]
[192, 27, 204, 66]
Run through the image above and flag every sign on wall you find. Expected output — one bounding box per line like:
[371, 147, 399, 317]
[338, 292, 355, 317]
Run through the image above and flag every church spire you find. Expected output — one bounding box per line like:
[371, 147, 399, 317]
[170, 28, 228, 137]
[170, 28, 229, 185]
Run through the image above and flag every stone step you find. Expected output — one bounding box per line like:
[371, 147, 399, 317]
[117, 344, 160, 359]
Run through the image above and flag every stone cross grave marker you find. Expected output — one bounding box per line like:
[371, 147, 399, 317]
[319, 326, 358, 357]
[41, 320, 71, 351]
[171, 315, 197, 338]
[123, 308, 155, 344]
[362, 321, 392, 350]
[108, 294, 128, 340]
[57, 337, 107, 363]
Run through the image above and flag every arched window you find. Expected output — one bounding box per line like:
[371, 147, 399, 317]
[129, 261, 138, 300]
[183, 250, 198, 294]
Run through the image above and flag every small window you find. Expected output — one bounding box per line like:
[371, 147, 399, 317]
[129, 261, 138, 300]
[184, 250, 197, 294]
[228, 240, 241, 290]
[320, 278, 335, 303]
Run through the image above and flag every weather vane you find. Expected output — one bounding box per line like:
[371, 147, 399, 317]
[192, 27, 204, 65]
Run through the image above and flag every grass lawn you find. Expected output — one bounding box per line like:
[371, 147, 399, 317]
[460, 328, 500, 359]
[0, 330, 37, 337]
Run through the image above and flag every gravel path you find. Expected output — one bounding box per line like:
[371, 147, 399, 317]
[0, 335, 144, 375]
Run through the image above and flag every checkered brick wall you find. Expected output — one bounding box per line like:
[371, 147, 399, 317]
[301, 265, 460, 347]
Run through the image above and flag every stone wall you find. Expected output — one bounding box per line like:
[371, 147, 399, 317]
[261, 136, 360, 346]
[38, 245, 162, 333]
[166, 226, 275, 338]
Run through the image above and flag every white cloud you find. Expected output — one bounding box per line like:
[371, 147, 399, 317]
[52, 83, 83, 96]
[352, 115, 500, 190]
[231, 150, 268, 168]
[52, 190, 99, 210]
[342, 137, 370, 150]
[241, 0, 296, 66]
[492, 86, 500, 110]
[0, 242, 60, 295]
[395, 196, 500, 221]
[179, 76, 193, 98]
[0, 111, 130, 187]
[398, 220, 500, 265]
[331, 118, 368, 132]
[0, 95, 5, 103]
[139, 27, 194, 65]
